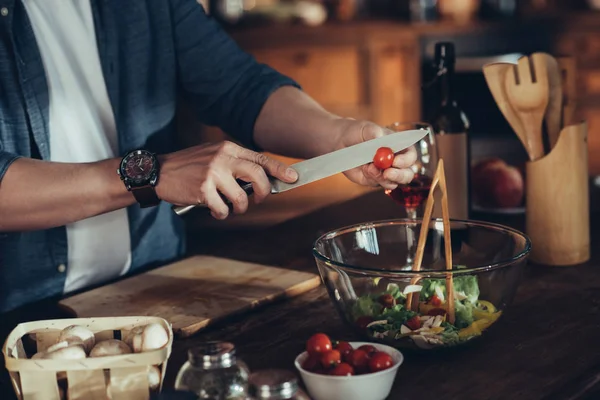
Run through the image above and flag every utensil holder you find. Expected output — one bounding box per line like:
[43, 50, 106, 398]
[526, 120, 590, 266]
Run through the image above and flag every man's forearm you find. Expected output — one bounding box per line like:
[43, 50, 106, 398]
[0, 157, 136, 232]
[253, 86, 350, 159]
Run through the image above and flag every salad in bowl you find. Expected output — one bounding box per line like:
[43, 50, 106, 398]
[352, 273, 502, 349]
[313, 219, 530, 350]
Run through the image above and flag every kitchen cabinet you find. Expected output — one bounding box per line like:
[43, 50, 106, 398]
[553, 35, 600, 174]
[251, 46, 365, 117]
[367, 39, 420, 126]
[182, 30, 422, 148]
[176, 14, 600, 175]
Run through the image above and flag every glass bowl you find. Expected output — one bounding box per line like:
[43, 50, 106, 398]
[312, 219, 531, 351]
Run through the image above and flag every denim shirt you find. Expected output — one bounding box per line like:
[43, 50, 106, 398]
[0, 0, 298, 313]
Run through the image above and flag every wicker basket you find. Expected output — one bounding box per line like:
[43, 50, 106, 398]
[2, 316, 173, 400]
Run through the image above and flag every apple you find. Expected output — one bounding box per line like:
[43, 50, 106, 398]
[472, 158, 524, 208]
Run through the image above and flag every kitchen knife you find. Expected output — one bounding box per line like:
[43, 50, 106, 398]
[172, 128, 428, 216]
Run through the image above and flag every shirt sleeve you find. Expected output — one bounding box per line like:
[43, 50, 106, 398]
[0, 150, 22, 182]
[169, 0, 301, 150]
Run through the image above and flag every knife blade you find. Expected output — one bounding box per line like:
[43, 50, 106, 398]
[172, 128, 428, 216]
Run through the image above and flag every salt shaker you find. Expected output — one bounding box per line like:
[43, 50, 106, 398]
[174, 341, 250, 400]
[247, 370, 310, 400]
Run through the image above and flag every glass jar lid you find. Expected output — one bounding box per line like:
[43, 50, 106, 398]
[248, 369, 299, 399]
[187, 341, 237, 370]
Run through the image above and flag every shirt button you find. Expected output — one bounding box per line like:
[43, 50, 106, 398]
[57, 264, 66, 273]
[1, 8, 8, 17]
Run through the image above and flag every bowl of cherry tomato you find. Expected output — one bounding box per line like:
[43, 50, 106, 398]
[294, 333, 403, 400]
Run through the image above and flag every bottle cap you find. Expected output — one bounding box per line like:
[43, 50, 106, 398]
[187, 341, 237, 370]
[248, 369, 299, 399]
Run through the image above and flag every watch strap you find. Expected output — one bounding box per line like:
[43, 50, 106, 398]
[131, 185, 161, 208]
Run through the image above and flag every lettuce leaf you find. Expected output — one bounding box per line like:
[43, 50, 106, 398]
[454, 299, 475, 329]
[441, 324, 460, 345]
[351, 295, 382, 318]
[419, 275, 480, 304]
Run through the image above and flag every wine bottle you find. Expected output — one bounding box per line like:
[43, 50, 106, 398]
[429, 42, 471, 220]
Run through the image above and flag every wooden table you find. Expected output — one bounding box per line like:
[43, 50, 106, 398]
[2, 188, 600, 400]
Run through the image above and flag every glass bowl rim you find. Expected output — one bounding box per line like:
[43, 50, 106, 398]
[312, 218, 531, 276]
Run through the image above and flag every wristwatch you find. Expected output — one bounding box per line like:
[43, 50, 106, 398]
[117, 149, 161, 208]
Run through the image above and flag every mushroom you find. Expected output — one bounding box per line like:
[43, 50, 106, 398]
[30, 339, 86, 361]
[89, 339, 132, 357]
[147, 365, 161, 391]
[57, 325, 96, 354]
[127, 323, 168, 353]
[45, 341, 73, 353]
[42, 345, 87, 360]
[105, 365, 162, 398]
[123, 326, 144, 349]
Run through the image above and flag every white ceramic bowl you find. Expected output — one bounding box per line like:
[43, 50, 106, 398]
[294, 341, 403, 400]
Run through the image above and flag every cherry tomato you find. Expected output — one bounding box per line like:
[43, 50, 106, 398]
[426, 308, 447, 317]
[358, 345, 377, 357]
[342, 349, 354, 364]
[320, 349, 341, 368]
[330, 362, 354, 376]
[405, 316, 421, 331]
[368, 351, 394, 373]
[430, 294, 442, 306]
[333, 341, 354, 358]
[306, 333, 332, 356]
[355, 316, 374, 330]
[373, 147, 394, 170]
[378, 294, 396, 309]
[302, 354, 321, 372]
[349, 349, 369, 371]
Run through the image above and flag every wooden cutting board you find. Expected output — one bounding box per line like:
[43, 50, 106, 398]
[59, 256, 321, 338]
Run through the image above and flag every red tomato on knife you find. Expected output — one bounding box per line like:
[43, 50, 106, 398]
[373, 147, 394, 170]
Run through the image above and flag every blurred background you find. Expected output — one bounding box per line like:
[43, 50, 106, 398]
[178, 0, 600, 229]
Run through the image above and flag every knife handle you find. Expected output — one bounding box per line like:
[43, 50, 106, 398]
[172, 179, 254, 216]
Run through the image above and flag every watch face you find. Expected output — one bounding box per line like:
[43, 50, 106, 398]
[121, 150, 156, 185]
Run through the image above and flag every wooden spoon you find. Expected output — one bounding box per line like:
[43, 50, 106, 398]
[483, 62, 526, 147]
[505, 55, 548, 161]
[533, 52, 562, 149]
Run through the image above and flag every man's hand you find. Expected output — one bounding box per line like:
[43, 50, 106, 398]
[156, 141, 298, 220]
[334, 119, 418, 191]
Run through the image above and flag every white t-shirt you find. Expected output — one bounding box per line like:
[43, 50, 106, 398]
[23, 0, 132, 293]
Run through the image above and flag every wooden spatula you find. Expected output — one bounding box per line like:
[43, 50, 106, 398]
[533, 52, 562, 149]
[483, 62, 526, 141]
[505, 55, 548, 161]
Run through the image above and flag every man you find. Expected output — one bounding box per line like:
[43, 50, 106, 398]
[0, 0, 416, 313]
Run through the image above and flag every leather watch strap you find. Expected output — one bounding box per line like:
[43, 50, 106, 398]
[131, 185, 161, 208]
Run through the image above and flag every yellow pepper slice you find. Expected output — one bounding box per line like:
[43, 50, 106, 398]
[458, 313, 502, 338]
[473, 308, 502, 322]
[477, 300, 497, 313]
[458, 322, 483, 338]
